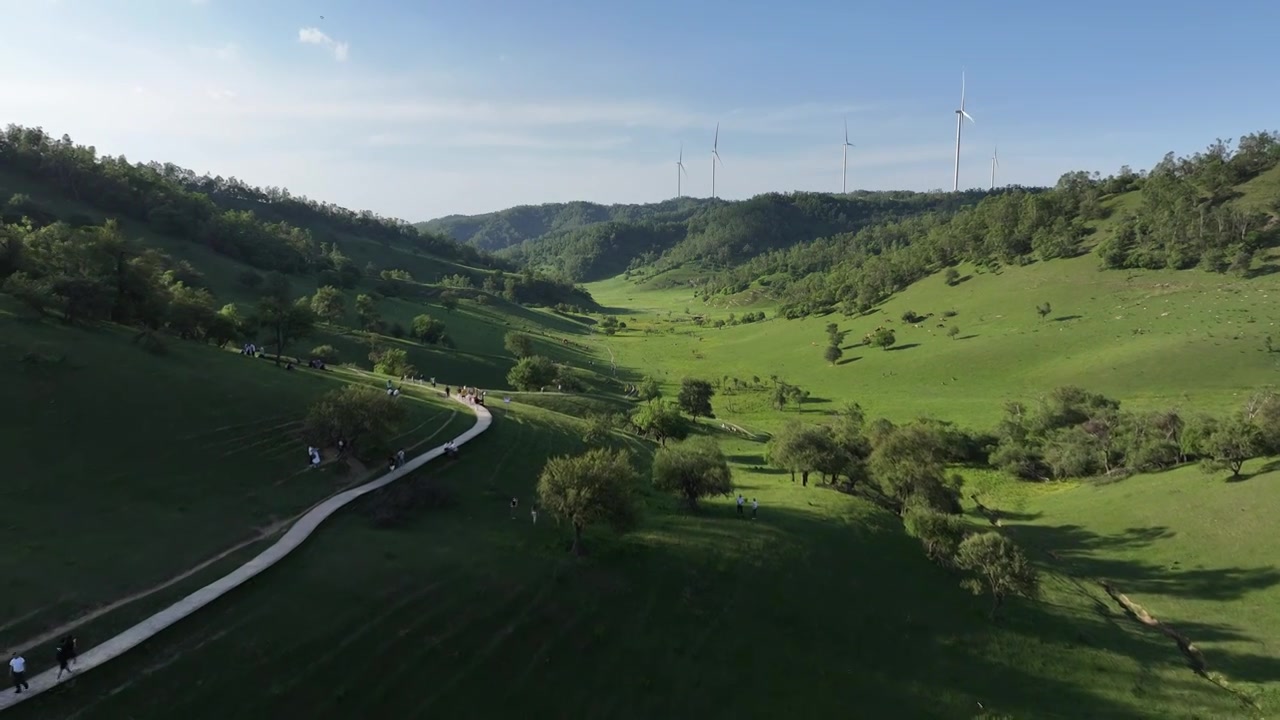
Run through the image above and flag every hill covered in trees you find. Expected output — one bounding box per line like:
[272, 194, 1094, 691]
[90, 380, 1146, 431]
[685, 133, 1280, 317]
[421, 190, 992, 283]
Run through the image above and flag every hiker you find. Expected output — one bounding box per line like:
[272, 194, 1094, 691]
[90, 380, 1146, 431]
[310, 449, 321, 468]
[306, 446, 318, 468]
[751, 498, 759, 519]
[430, 377, 436, 387]
[387, 455, 397, 471]
[337, 439, 346, 456]
[444, 386, 451, 397]
[531, 506, 538, 524]
[9, 653, 28, 694]
[65, 634, 78, 667]
[56, 637, 74, 679]
[736, 494, 745, 517]
[396, 449, 406, 466]
[510, 497, 519, 519]
[386, 379, 393, 390]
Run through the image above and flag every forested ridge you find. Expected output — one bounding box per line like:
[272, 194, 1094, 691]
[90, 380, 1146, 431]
[0, 124, 503, 277]
[436, 190, 992, 283]
[693, 133, 1280, 317]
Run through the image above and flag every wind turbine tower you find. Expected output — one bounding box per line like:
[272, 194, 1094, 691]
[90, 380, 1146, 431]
[952, 71, 975, 192]
[711, 123, 723, 198]
[990, 146, 999, 190]
[842, 117, 856, 194]
[677, 144, 688, 198]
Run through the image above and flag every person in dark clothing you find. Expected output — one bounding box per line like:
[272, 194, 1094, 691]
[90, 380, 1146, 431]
[55, 637, 73, 679]
[65, 635, 78, 667]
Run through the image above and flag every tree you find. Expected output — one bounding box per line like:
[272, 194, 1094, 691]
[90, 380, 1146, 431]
[251, 296, 315, 366]
[1201, 415, 1263, 477]
[638, 376, 662, 402]
[438, 291, 460, 311]
[373, 346, 413, 376]
[411, 314, 447, 344]
[507, 355, 557, 391]
[309, 285, 345, 323]
[904, 509, 969, 568]
[869, 423, 962, 513]
[504, 331, 535, 358]
[302, 385, 407, 457]
[824, 344, 843, 365]
[944, 267, 961, 286]
[310, 344, 339, 363]
[955, 532, 1040, 619]
[630, 401, 689, 446]
[536, 448, 640, 556]
[677, 378, 715, 417]
[652, 436, 733, 510]
[582, 412, 615, 445]
[355, 293, 380, 331]
[868, 327, 896, 350]
[1036, 302, 1052, 320]
[947, 325, 960, 340]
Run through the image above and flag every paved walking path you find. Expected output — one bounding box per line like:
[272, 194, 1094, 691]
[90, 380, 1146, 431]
[0, 394, 492, 711]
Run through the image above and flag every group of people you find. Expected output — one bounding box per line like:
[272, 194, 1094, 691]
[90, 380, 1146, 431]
[735, 494, 760, 519]
[456, 386, 486, 406]
[387, 448, 408, 471]
[385, 379, 403, 398]
[8, 635, 77, 695]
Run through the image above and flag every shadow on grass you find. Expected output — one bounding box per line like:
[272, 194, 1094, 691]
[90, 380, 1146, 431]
[1052, 315, 1084, 322]
[956, 334, 979, 341]
[1006, 522, 1280, 602]
[836, 356, 862, 365]
[886, 343, 920, 352]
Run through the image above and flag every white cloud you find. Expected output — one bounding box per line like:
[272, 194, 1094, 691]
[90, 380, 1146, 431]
[298, 27, 349, 62]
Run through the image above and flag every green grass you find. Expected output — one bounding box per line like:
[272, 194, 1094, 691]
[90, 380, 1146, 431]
[8, 406, 1247, 719]
[587, 251, 1280, 428]
[5, 161, 1280, 718]
[0, 304, 474, 662]
[983, 457, 1280, 711]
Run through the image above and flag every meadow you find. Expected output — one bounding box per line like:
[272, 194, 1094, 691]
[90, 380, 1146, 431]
[0, 300, 474, 675]
[6, 402, 1250, 720]
[4, 147, 1280, 719]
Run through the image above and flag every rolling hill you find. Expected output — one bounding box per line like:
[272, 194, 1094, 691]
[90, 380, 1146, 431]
[4, 125, 1280, 719]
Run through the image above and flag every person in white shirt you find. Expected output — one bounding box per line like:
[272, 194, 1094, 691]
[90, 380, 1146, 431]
[9, 653, 28, 693]
[736, 494, 745, 518]
[751, 498, 759, 519]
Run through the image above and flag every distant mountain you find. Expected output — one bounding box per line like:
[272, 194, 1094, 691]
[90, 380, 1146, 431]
[417, 198, 713, 253]
[419, 191, 993, 282]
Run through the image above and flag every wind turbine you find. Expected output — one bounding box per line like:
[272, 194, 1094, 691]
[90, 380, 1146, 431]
[952, 70, 975, 192]
[711, 123, 723, 198]
[676, 143, 689, 198]
[990, 145, 999, 190]
[842, 117, 855, 194]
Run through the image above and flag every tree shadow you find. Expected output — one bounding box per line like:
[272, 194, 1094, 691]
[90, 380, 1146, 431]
[886, 343, 920, 351]
[836, 356, 862, 366]
[803, 397, 833, 405]
[946, 275, 974, 286]
[1246, 263, 1280, 279]
[1007, 522, 1280, 602]
[956, 334, 979, 341]
[1052, 315, 1084, 322]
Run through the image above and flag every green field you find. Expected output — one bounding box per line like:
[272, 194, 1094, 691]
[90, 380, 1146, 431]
[5, 136, 1280, 719]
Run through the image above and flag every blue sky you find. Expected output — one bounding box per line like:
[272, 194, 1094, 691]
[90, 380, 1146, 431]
[2, 0, 1279, 221]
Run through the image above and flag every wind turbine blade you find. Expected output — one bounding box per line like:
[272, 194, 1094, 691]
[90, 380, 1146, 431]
[844, 116, 849, 145]
[714, 122, 719, 150]
[961, 110, 975, 124]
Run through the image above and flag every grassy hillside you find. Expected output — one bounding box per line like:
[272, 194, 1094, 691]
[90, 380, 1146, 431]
[0, 298, 475, 661]
[8, 403, 1247, 720]
[6, 127, 1280, 720]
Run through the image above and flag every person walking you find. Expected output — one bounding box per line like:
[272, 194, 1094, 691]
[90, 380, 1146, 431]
[510, 497, 519, 520]
[751, 498, 759, 519]
[65, 634, 78, 668]
[55, 637, 74, 679]
[736, 494, 745, 518]
[530, 506, 538, 524]
[9, 653, 28, 694]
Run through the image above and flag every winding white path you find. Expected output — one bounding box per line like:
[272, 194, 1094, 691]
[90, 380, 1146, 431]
[0, 394, 492, 711]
